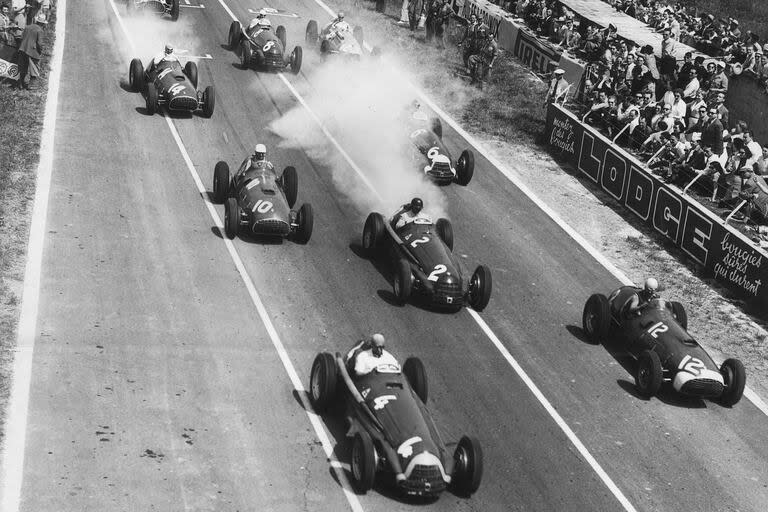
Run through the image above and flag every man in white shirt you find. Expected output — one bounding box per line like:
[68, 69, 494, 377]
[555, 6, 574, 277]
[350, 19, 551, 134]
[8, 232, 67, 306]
[391, 197, 432, 229]
[743, 130, 763, 170]
[346, 334, 401, 377]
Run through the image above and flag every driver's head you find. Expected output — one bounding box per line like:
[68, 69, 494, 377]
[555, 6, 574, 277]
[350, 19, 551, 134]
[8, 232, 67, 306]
[410, 197, 423, 214]
[258, 8, 267, 17]
[370, 333, 385, 357]
[164, 44, 174, 55]
[253, 143, 267, 161]
[259, 19, 272, 29]
[337, 11, 345, 21]
[642, 277, 659, 300]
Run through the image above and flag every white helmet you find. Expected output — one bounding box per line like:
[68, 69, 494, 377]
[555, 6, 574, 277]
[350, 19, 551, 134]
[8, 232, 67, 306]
[644, 277, 658, 293]
[258, 8, 268, 17]
[259, 19, 272, 28]
[254, 144, 267, 161]
[337, 11, 345, 20]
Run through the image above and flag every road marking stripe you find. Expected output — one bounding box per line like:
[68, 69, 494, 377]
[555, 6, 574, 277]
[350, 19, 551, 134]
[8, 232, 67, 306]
[108, 1, 364, 511]
[0, 1, 68, 511]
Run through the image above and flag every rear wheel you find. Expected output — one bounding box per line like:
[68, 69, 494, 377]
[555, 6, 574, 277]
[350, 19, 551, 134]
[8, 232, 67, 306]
[467, 265, 492, 312]
[430, 117, 443, 139]
[228, 21, 241, 50]
[670, 301, 688, 330]
[170, 0, 179, 21]
[452, 436, 483, 495]
[636, 350, 663, 398]
[202, 86, 215, 118]
[294, 203, 313, 244]
[281, 166, 298, 208]
[719, 358, 746, 407]
[393, 259, 413, 304]
[455, 149, 475, 186]
[403, 357, 428, 403]
[351, 431, 376, 492]
[436, 218, 453, 251]
[306, 20, 318, 45]
[582, 294, 610, 344]
[146, 83, 158, 115]
[129, 58, 144, 92]
[353, 26, 364, 46]
[362, 213, 385, 257]
[212, 161, 230, 204]
[309, 352, 338, 413]
[224, 197, 239, 239]
[290, 46, 303, 74]
[184, 61, 198, 89]
[241, 43, 252, 69]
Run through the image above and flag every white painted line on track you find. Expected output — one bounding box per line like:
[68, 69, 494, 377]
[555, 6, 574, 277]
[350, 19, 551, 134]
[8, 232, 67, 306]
[107, 1, 364, 511]
[0, 1, 68, 511]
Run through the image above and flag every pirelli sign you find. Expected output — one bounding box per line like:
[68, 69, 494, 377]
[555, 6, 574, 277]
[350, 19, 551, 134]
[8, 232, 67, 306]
[514, 29, 559, 75]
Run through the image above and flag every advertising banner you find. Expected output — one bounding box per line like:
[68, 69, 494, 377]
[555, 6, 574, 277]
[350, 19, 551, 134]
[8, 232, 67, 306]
[0, 43, 19, 81]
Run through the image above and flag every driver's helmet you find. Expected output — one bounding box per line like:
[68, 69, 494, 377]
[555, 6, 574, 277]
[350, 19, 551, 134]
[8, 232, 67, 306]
[337, 11, 345, 21]
[164, 44, 174, 55]
[253, 143, 267, 162]
[370, 333, 385, 357]
[410, 197, 423, 214]
[641, 277, 659, 300]
[257, 8, 268, 18]
[259, 19, 272, 30]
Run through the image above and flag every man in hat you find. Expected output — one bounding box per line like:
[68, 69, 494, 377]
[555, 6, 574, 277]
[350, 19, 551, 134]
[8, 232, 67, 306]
[16, 10, 45, 90]
[544, 68, 569, 106]
[729, 18, 741, 40]
[709, 61, 729, 96]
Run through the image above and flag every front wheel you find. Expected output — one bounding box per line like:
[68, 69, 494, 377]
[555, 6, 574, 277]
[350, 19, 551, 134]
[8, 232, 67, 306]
[670, 301, 688, 330]
[306, 20, 318, 46]
[224, 197, 240, 239]
[719, 358, 746, 407]
[430, 117, 443, 139]
[636, 350, 663, 398]
[353, 25, 364, 46]
[240, 43, 252, 69]
[351, 431, 376, 492]
[281, 166, 298, 208]
[290, 46, 303, 74]
[309, 352, 338, 413]
[170, 0, 179, 21]
[436, 217, 453, 251]
[228, 21, 242, 50]
[582, 294, 610, 344]
[393, 259, 413, 304]
[452, 436, 483, 495]
[467, 265, 492, 312]
[184, 61, 198, 89]
[145, 83, 158, 115]
[129, 58, 144, 92]
[202, 86, 215, 118]
[212, 161, 230, 204]
[455, 149, 475, 186]
[294, 203, 313, 244]
[362, 213, 385, 257]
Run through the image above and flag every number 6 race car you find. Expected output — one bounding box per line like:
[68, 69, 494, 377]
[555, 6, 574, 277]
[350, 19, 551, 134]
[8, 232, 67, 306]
[125, 0, 180, 21]
[128, 58, 215, 117]
[309, 348, 483, 497]
[408, 111, 474, 186]
[211, 158, 313, 243]
[582, 285, 746, 405]
[361, 212, 491, 311]
[227, 20, 302, 74]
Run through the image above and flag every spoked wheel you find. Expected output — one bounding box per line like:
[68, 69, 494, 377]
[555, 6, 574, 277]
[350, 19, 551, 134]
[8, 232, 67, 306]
[294, 203, 313, 244]
[129, 58, 144, 92]
[455, 149, 475, 186]
[202, 86, 215, 118]
[309, 352, 337, 412]
[351, 431, 376, 492]
[582, 294, 610, 344]
[451, 436, 483, 495]
[393, 259, 413, 304]
[290, 46, 303, 74]
[636, 350, 663, 398]
[361, 213, 384, 257]
[146, 83, 158, 115]
[228, 21, 241, 50]
[467, 265, 492, 312]
[224, 197, 240, 239]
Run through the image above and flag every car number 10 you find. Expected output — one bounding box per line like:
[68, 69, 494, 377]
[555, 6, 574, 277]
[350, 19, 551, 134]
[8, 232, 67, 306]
[252, 199, 273, 213]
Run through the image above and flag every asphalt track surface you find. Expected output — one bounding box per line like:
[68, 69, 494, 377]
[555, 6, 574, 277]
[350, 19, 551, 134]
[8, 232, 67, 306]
[4, 0, 768, 510]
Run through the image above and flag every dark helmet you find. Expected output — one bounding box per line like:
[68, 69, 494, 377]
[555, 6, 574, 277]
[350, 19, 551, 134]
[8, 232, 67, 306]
[410, 197, 423, 214]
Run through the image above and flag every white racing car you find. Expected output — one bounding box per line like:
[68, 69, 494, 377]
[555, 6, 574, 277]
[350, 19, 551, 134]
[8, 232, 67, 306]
[126, 0, 180, 21]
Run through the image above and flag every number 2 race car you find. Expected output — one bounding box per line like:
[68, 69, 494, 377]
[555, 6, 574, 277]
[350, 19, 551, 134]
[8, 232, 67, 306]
[128, 58, 215, 117]
[361, 213, 491, 311]
[582, 285, 746, 405]
[408, 113, 474, 186]
[309, 348, 483, 497]
[125, 0, 179, 21]
[227, 20, 302, 74]
[212, 159, 313, 243]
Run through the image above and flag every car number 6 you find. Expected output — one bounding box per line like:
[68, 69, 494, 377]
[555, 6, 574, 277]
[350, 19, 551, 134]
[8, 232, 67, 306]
[427, 147, 440, 160]
[427, 264, 447, 281]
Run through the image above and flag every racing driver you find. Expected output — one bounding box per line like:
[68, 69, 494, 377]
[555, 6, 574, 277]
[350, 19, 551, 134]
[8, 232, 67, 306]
[346, 334, 400, 377]
[391, 197, 432, 229]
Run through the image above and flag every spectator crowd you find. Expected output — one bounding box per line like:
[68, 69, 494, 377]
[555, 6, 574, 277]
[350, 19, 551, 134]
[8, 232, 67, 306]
[0, 1, 51, 90]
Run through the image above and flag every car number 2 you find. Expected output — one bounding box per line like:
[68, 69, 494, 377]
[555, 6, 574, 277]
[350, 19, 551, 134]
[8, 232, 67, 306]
[427, 264, 447, 282]
[410, 236, 429, 248]
[252, 199, 273, 213]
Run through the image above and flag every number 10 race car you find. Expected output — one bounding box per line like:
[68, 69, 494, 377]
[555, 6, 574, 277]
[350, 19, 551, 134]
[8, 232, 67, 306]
[582, 285, 746, 405]
[309, 348, 483, 497]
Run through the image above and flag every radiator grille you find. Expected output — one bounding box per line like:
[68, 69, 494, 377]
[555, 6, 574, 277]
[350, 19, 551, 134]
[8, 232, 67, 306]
[169, 96, 198, 111]
[253, 218, 290, 235]
[680, 378, 724, 398]
[401, 465, 446, 495]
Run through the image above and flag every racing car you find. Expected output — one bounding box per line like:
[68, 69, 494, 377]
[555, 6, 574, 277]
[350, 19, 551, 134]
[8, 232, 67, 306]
[361, 212, 491, 311]
[125, 0, 179, 21]
[211, 158, 313, 243]
[408, 111, 474, 186]
[309, 348, 483, 497]
[582, 286, 746, 406]
[128, 58, 215, 117]
[227, 20, 302, 74]
[305, 19, 365, 58]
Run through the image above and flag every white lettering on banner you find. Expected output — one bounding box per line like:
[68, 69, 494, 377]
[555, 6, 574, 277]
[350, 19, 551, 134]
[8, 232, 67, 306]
[652, 188, 681, 241]
[713, 233, 764, 296]
[549, 117, 575, 154]
[680, 208, 712, 266]
[577, 132, 601, 183]
[625, 167, 653, 220]
[515, 36, 556, 74]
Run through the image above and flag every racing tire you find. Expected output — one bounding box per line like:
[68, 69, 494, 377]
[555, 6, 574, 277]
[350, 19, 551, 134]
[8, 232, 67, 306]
[320, 40, 330, 54]
[452, 436, 483, 495]
[129, 58, 144, 92]
[309, 352, 338, 413]
[228, 21, 241, 50]
[294, 203, 314, 244]
[290, 46, 303, 75]
[212, 161, 230, 204]
[145, 83, 159, 115]
[393, 259, 413, 304]
[636, 350, 663, 398]
[467, 265, 492, 312]
[240, 43, 252, 69]
[224, 197, 239, 239]
[353, 26, 364, 46]
[719, 358, 746, 407]
[361, 212, 385, 257]
[670, 301, 688, 330]
[306, 20, 318, 46]
[582, 294, 610, 344]
[455, 149, 475, 186]
[436, 218, 453, 251]
[202, 86, 215, 118]
[403, 357, 428, 403]
[281, 166, 298, 208]
[351, 431, 376, 493]
[430, 117, 443, 139]
[170, 0, 180, 21]
[184, 61, 198, 89]
[276, 25, 287, 50]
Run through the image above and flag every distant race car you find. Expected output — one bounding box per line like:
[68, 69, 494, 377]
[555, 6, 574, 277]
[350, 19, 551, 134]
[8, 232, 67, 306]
[227, 20, 302, 74]
[211, 158, 313, 243]
[408, 113, 474, 185]
[582, 285, 746, 405]
[309, 348, 483, 497]
[305, 19, 365, 57]
[361, 212, 491, 310]
[125, 0, 179, 20]
[128, 58, 215, 117]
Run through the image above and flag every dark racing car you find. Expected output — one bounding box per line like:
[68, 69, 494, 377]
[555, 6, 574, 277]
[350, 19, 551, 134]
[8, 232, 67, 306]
[361, 210, 491, 311]
[126, 0, 179, 21]
[582, 285, 746, 405]
[211, 158, 313, 243]
[309, 347, 483, 497]
[227, 20, 302, 74]
[127, 58, 214, 117]
[407, 111, 474, 186]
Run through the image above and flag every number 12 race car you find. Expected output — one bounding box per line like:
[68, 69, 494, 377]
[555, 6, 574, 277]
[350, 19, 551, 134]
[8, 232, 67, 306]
[128, 58, 215, 117]
[582, 286, 746, 405]
[309, 348, 483, 497]
[227, 20, 302, 74]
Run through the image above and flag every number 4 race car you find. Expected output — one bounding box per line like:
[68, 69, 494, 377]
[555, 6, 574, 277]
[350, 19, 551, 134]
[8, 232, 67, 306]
[125, 0, 180, 21]
[227, 20, 302, 74]
[361, 213, 491, 311]
[128, 58, 215, 117]
[582, 285, 746, 405]
[309, 349, 483, 497]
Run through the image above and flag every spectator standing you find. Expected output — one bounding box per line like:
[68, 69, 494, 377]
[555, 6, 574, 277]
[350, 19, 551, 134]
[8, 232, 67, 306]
[16, 10, 44, 90]
[669, 89, 687, 125]
[544, 68, 569, 106]
[407, 0, 424, 32]
[754, 146, 768, 175]
[0, 3, 14, 46]
[24, 0, 39, 26]
[701, 106, 724, 155]
[459, 13, 479, 69]
[712, 92, 729, 128]
[432, 0, 451, 50]
[709, 61, 729, 97]
[743, 131, 762, 170]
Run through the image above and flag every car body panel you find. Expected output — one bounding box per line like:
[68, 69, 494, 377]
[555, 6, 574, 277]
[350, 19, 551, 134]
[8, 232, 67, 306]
[244, 29, 288, 70]
[232, 160, 292, 236]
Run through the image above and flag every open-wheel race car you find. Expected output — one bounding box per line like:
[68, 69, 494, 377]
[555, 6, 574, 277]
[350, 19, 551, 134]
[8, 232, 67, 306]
[582, 285, 746, 406]
[128, 58, 214, 117]
[227, 20, 302, 74]
[211, 158, 313, 243]
[361, 212, 491, 311]
[408, 112, 474, 186]
[309, 347, 483, 497]
[125, 0, 180, 20]
[305, 18, 366, 58]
